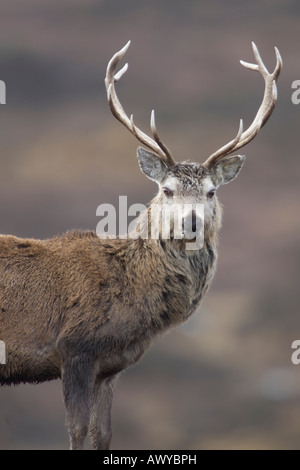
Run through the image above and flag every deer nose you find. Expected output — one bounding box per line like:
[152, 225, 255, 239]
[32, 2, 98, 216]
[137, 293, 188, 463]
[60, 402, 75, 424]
[182, 210, 199, 234]
[191, 210, 197, 232]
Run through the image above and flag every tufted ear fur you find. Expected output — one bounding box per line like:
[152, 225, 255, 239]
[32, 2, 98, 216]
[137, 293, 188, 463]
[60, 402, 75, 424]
[210, 155, 245, 186]
[137, 147, 168, 184]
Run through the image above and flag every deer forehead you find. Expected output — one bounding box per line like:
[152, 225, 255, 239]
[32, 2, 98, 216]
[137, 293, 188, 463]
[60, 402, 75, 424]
[163, 169, 215, 196]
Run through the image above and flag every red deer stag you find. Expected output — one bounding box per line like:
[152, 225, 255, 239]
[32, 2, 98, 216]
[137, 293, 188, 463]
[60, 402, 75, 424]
[0, 42, 282, 449]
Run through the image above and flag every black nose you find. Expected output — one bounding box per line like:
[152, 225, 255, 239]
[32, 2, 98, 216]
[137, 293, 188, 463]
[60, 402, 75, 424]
[182, 210, 198, 233]
[191, 210, 197, 232]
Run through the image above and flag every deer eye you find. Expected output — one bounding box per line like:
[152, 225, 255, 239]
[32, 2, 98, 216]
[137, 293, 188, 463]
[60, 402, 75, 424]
[163, 187, 173, 198]
[207, 189, 216, 199]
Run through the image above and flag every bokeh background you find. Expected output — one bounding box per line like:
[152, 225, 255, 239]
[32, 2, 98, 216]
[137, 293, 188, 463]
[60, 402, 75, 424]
[0, 0, 300, 450]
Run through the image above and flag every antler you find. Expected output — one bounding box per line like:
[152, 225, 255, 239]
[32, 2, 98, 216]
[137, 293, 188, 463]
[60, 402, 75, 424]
[203, 42, 282, 169]
[105, 41, 176, 168]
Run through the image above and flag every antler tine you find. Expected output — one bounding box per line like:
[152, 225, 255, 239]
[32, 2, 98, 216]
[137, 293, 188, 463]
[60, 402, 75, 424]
[203, 43, 282, 169]
[203, 119, 244, 166]
[150, 110, 175, 167]
[105, 42, 175, 167]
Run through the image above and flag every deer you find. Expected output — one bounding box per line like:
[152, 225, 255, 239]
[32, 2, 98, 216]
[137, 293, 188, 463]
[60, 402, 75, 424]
[0, 41, 282, 450]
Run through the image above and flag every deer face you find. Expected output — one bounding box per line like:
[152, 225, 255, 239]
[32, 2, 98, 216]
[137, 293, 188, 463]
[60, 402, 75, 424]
[137, 147, 245, 243]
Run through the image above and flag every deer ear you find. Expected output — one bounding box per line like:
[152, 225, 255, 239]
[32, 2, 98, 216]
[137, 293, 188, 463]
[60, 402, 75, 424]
[211, 155, 245, 186]
[137, 147, 168, 183]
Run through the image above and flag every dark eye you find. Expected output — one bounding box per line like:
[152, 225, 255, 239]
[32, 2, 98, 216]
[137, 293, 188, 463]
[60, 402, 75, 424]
[163, 187, 173, 197]
[207, 189, 216, 199]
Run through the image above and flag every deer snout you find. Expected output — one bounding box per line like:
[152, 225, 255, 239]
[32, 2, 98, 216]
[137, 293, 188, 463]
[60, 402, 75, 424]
[182, 209, 203, 238]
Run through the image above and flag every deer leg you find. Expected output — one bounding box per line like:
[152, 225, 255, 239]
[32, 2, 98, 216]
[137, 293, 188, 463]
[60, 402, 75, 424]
[88, 374, 117, 450]
[61, 356, 94, 450]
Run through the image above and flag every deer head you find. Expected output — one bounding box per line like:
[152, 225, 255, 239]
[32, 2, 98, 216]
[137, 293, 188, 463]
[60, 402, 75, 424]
[105, 42, 282, 245]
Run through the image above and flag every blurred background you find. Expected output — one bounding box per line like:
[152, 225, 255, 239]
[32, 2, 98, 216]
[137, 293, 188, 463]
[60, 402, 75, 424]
[0, 0, 299, 450]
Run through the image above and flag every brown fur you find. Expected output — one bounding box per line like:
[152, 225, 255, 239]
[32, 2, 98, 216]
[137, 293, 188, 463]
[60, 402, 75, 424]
[0, 160, 222, 449]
